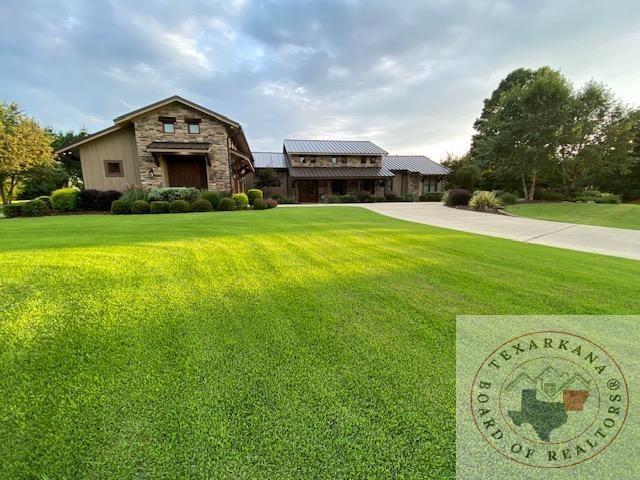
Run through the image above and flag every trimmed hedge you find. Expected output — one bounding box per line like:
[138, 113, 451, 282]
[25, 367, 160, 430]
[232, 193, 249, 209]
[199, 191, 221, 209]
[253, 198, 267, 210]
[149, 187, 199, 203]
[247, 189, 263, 206]
[150, 201, 170, 214]
[446, 189, 471, 206]
[419, 192, 443, 202]
[217, 197, 234, 211]
[191, 199, 213, 212]
[51, 187, 80, 211]
[169, 200, 190, 213]
[22, 199, 50, 217]
[3, 203, 23, 218]
[111, 199, 129, 214]
[131, 200, 150, 214]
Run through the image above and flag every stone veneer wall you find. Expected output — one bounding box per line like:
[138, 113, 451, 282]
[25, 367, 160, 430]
[289, 154, 382, 167]
[133, 103, 231, 191]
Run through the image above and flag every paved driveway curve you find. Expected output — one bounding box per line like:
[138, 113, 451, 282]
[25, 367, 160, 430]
[359, 203, 640, 261]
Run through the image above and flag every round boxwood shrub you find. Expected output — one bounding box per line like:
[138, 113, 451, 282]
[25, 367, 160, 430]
[191, 199, 213, 212]
[35, 195, 52, 208]
[150, 200, 170, 214]
[3, 203, 23, 218]
[217, 197, 235, 211]
[446, 189, 471, 206]
[232, 192, 249, 209]
[253, 198, 267, 210]
[131, 199, 150, 214]
[199, 191, 221, 209]
[498, 192, 518, 205]
[111, 199, 130, 215]
[51, 187, 80, 211]
[21, 199, 50, 217]
[169, 199, 190, 213]
[247, 189, 263, 206]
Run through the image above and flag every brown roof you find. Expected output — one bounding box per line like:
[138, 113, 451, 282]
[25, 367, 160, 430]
[288, 166, 394, 179]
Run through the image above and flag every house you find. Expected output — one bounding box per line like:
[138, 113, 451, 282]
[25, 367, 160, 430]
[55, 96, 254, 193]
[57, 96, 449, 201]
[245, 140, 449, 202]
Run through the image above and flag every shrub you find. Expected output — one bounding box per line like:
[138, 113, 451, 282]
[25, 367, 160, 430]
[536, 190, 569, 201]
[169, 200, 191, 213]
[35, 195, 52, 208]
[191, 199, 213, 212]
[217, 197, 234, 211]
[131, 200, 150, 214]
[419, 192, 444, 202]
[111, 199, 129, 214]
[21, 199, 50, 217]
[272, 194, 297, 204]
[384, 192, 398, 201]
[148, 187, 200, 203]
[78, 189, 101, 209]
[232, 192, 249, 209]
[446, 189, 471, 206]
[327, 195, 340, 204]
[599, 193, 621, 204]
[401, 193, 415, 202]
[265, 198, 278, 209]
[51, 187, 80, 211]
[3, 203, 23, 218]
[120, 187, 148, 209]
[199, 191, 221, 209]
[357, 193, 373, 203]
[96, 190, 122, 211]
[498, 192, 518, 205]
[469, 191, 503, 211]
[374, 196, 386, 202]
[149, 200, 170, 214]
[253, 198, 267, 210]
[338, 194, 357, 203]
[18, 164, 70, 199]
[247, 189, 263, 206]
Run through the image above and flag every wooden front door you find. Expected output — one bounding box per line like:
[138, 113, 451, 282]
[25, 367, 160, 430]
[165, 155, 208, 189]
[298, 180, 318, 202]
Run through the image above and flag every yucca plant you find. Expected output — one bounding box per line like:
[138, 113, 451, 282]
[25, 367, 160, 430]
[469, 190, 503, 211]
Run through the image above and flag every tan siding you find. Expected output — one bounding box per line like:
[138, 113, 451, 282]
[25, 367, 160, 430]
[79, 126, 139, 191]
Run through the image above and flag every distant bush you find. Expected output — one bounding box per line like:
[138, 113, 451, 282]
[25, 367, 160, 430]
[217, 197, 234, 211]
[536, 190, 569, 202]
[327, 195, 340, 204]
[384, 192, 398, 201]
[401, 193, 415, 202]
[169, 200, 190, 213]
[35, 195, 52, 208]
[149, 200, 170, 214]
[446, 189, 471, 206]
[78, 189, 101, 209]
[199, 191, 221, 209]
[573, 190, 620, 204]
[419, 192, 443, 202]
[374, 196, 386, 202]
[599, 192, 622, 204]
[265, 198, 278, 209]
[357, 193, 374, 203]
[469, 191, 503, 211]
[338, 194, 357, 203]
[51, 187, 80, 211]
[441, 191, 448, 205]
[247, 189, 263, 206]
[191, 199, 213, 212]
[21, 199, 50, 217]
[232, 192, 249, 209]
[2, 203, 23, 218]
[253, 198, 267, 210]
[96, 190, 122, 211]
[131, 199, 150, 214]
[498, 192, 518, 205]
[120, 186, 148, 209]
[111, 199, 129, 215]
[272, 194, 297, 204]
[149, 187, 199, 203]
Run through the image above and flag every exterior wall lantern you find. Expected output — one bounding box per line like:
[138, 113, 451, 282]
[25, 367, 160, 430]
[147, 168, 155, 178]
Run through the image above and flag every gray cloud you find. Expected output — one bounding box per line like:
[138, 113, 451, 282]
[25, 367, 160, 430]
[1, 0, 639, 160]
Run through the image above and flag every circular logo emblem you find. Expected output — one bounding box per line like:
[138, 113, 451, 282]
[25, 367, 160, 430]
[471, 331, 628, 468]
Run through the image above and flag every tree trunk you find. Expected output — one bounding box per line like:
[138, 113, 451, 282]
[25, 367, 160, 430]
[529, 170, 537, 201]
[521, 175, 528, 200]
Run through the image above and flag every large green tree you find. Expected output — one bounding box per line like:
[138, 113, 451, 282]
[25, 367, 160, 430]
[0, 102, 54, 205]
[472, 67, 572, 200]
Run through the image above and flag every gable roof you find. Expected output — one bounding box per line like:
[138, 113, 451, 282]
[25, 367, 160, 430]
[54, 124, 124, 155]
[113, 95, 240, 127]
[283, 139, 388, 156]
[383, 155, 450, 176]
[252, 152, 288, 169]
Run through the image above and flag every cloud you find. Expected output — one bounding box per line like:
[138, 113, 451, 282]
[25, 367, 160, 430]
[1, 0, 639, 161]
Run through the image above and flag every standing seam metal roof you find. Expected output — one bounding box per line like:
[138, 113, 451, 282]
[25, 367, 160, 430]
[252, 152, 288, 168]
[283, 139, 388, 155]
[382, 155, 450, 175]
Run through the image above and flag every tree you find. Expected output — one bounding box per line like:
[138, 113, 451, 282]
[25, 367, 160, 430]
[48, 128, 88, 179]
[442, 152, 481, 190]
[0, 102, 54, 205]
[471, 67, 572, 200]
[255, 168, 281, 192]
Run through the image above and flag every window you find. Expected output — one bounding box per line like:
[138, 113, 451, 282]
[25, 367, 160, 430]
[186, 118, 201, 134]
[340, 156, 347, 164]
[162, 122, 175, 133]
[361, 179, 375, 193]
[104, 160, 124, 177]
[360, 157, 366, 164]
[309, 156, 316, 164]
[300, 156, 306, 164]
[331, 179, 346, 195]
[369, 157, 376, 164]
[331, 157, 337, 164]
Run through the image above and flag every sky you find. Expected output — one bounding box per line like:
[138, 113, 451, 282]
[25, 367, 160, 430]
[1, 0, 639, 162]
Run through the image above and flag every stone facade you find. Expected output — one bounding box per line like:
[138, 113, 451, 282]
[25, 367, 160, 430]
[133, 104, 231, 191]
[289, 154, 382, 167]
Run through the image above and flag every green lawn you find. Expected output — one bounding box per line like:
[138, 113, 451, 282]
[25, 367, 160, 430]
[506, 202, 640, 230]
[1, 207, 639, 478]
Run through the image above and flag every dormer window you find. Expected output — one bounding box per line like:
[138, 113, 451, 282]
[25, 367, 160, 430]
[340, 157, 347, 164]
[159, 116, 176, 134]
[369, 157, 376, 164]
[300, 156, 306, 164]
[309, 156, 316, 164]
[360, 157, 366, 164]
[331, 157, 337, 164]
[186, 118, 201, 134]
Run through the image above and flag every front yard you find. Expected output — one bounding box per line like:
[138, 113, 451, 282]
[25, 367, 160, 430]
[506, 202, 640, 230]
[1, 207, 639, 478]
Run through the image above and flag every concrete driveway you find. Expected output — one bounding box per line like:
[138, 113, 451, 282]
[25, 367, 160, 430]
[358, 202, 640, 261]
